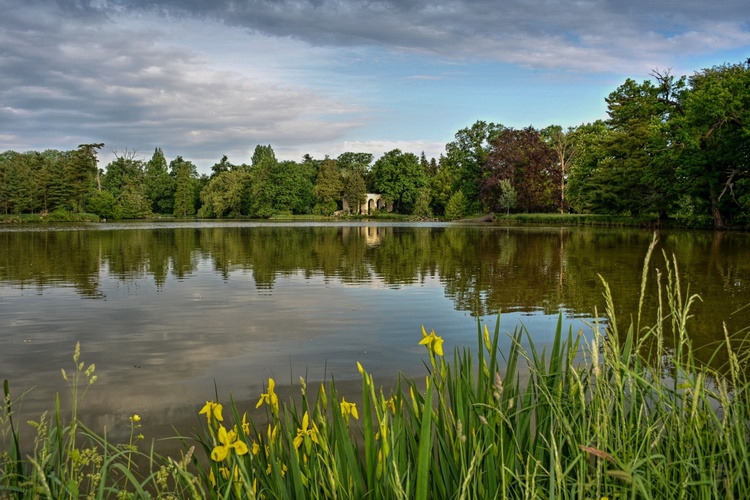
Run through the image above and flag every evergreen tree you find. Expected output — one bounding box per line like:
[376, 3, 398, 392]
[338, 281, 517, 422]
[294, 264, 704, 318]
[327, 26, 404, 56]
[171, 156, 198, 217]
[342, 172, 367, 214]
[145, 148, 174, 214]
[313, 158, 343, 215]
[445, 189, 467, 220]
[0, 151, 33, 214]
[67, 143, 103, 213]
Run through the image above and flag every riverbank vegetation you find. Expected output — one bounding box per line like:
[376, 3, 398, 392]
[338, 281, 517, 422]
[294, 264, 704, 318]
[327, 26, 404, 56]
[2, 248, 749, 498]
[1, 60, 749, 229]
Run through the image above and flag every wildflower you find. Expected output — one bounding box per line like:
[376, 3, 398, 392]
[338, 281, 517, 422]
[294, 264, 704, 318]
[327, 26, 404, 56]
[340, 397, 359, 423]
[357, 361, 365, 375]
[211, 425, 249, 462]
[219, 466, 230, 480]
[241, 412, 250, 435]
[199, 401, 224, 424]
[219, 465, 240, 481]
[267, 423, 279, 442]
[266, 460, 288, 477]
[320, 383, 328, 408]
[293, 411, 320, 451]
[256, 378, 279, 415]
[483, 324, 492, 351]
[381, 395, 398, 414]
[130, 414, 141, 423]
[419, 326, 444, 357]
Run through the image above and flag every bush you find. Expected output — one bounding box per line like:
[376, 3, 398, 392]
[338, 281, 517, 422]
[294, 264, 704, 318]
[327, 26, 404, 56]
[445, 190, 467, 220]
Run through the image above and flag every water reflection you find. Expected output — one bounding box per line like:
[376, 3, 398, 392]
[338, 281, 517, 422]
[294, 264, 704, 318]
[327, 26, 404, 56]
[1, 222, 748, 446]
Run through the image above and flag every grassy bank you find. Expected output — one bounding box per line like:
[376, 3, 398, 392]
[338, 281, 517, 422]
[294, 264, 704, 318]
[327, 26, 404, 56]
[0, 212, 101, 224]
[2, 242, 749, 498]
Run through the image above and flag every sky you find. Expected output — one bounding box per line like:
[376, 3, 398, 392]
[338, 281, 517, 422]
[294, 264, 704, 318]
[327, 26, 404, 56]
[2, 0, 749, 174]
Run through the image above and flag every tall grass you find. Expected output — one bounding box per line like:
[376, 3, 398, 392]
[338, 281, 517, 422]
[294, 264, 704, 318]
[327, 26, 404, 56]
[2, 243, 749, 498]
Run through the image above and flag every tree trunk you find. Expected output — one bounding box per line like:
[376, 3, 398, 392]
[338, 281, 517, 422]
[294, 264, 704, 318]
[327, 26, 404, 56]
[709, 182, 727, 229]
[711, 199, 726, 229]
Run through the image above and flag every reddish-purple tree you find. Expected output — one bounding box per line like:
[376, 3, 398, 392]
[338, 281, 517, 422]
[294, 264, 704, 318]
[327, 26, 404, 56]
[481, 127, 560, 213]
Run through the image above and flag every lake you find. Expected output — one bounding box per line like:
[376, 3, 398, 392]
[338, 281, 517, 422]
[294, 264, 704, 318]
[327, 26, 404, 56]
[1, 222, 748, 447]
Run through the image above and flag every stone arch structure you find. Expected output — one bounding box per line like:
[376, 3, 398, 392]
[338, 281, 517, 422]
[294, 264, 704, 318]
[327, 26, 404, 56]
[342, 193, 393, 214]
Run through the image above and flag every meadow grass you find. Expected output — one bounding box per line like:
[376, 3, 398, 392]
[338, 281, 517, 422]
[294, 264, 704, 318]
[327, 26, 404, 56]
[2, 241, 749, 499]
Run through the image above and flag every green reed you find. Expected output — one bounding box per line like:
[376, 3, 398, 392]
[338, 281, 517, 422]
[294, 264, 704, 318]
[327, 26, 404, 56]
[2, 243, 749, 498]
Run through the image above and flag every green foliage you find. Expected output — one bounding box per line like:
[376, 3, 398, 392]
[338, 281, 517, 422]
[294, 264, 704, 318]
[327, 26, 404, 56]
[145, 148, 174, 214]
[67, 144, 102, 213]
[674, 61, 750, 228]
[0, 151, 34, 214]
[337, 152, 372, 181]
[429, 156, 454, 216]
[248, 145, 315, 218]
[171, 156, 198, 218]
[497, 178, 517, 214]
[444, 189, 467, 220]
[252, 161, 314, 217]
[199, 169, 249, 218]
[412, 186, 433, 218]
[565, 120, 612, 213]
[444, 121, 505, 213]
[370, 149, 426, 213]
[312, 158, 343, 213]
[86, 190, 121, 219]
[101, 153, 151, 219]
[342, 171, 367, 214]
[542, 125, 577, 213]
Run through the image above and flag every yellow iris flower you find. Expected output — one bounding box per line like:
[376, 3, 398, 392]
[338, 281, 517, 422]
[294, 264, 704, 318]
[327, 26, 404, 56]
[211, 425, 249, 462]
[340, 397, 359, 422]
[199, 401, 224, 424]
[293, 411, 320, 450]
[419, 325, 445, 357]
[241, 412, 250, 435]
[256, 378, 279, 414]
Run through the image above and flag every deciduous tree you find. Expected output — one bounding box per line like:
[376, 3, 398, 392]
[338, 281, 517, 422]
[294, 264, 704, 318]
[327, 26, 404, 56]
[675, 61, 750, 228]
[444, 121, 504, 213]
[482, 127, 558, 213]
[370, 149, 426, 213]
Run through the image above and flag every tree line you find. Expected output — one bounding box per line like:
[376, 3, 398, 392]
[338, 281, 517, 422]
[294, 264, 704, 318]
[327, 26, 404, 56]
[1, 59, 748, 228]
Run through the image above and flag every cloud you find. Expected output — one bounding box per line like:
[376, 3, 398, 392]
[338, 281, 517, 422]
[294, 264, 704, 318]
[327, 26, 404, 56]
[76, 0, 750, 73]
[2, 0, 748, 170]
[0, 3, 366, 165]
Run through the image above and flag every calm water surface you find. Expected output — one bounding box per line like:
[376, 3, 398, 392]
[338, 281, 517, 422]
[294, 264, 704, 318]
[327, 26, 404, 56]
[1, 222, 748, 446]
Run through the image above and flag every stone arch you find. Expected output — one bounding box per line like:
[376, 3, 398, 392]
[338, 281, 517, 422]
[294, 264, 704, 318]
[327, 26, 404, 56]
[342, 193, 393, 214]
